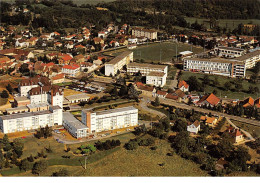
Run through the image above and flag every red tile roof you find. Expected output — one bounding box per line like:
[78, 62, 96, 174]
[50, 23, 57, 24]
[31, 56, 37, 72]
[197, 93, 220, 106]
[156, 90, 167, 96]
[242, 97, 254, 108]
[178, 80, 189, 89]
[62, 64, 79, 70]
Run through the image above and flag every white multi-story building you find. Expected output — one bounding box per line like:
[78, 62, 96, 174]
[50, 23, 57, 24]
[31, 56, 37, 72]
[214, 46, 246, 58]
[146, 72, 167, 87]
[132, 27, 157, 40]
[0, 106, 62, 133]
[183, 57, 246, 78]
[81, 106, 138, 133]
[234, 50, 260, 69]
[62, 64, 80, 77]
[105, 51, 133, 76]
[63, 112, 88, 139]
[127, 63, 168, 76]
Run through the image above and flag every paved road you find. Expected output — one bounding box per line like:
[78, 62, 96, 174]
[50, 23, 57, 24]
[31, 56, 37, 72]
[140, 98, 166, 118]
[226, 118, 255, 142]
[143, 96, 260, 127]
[169, 69, 180, 89]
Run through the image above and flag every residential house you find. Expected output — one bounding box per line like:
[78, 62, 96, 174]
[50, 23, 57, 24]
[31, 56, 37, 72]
[187, 120, 200, 134]
[62, 64, 80, 77]
[197, 93, 220, 107]
[178, 80, 189, 92]
[226, 127, 244, 144]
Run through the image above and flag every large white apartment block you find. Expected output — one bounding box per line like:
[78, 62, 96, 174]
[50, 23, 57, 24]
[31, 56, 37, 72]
[146, 72, 167, 87]
[234, 50, 260, 69]
[105, 51, 133, 76]
[62, 64, 80, 77]
[127, 63, 168, 76]
[0, 106, 62, 133]
[82, 106, 138, 133]
[183, 57, 246, 78]
[132, 27, 157, 40]
[63, 112, 88, 139]
[214, 46, 246, 58]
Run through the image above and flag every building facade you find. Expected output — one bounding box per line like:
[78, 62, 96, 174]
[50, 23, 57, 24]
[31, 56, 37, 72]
[146, 72, 167, 87]
[0, 106, 62, 133]
[82, 106, 138, 133]
[214, 46, 246, 58]
[63, 112, 88, 139]
[105, 51, 133, 76]
[183, 57, 246, 78]
[127, 63, 168, 76]
[131, 27, 157, 40]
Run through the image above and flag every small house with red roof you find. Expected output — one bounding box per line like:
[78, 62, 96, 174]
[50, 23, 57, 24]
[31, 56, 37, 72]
[241, 97, 255, 108]
[187, 120, 200, 134]
[154, 90, 168, 98]
[197, 93, 220, 107]
[178, 80, 189, 92]
[62, 64, 80, 77]
[226, 127, 244, 144]
[51, 73, 65, 84]
[254, 98, 260, 108]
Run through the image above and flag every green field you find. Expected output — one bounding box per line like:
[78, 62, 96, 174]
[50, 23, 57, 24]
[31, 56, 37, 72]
[0, 133, 210, 176]
[180, 71, 260, 100]
[185, 17, 260, 30]
[106, 42, 204, 63]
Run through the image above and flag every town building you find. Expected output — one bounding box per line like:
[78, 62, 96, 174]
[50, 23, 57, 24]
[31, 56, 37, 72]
[183, 57, 246, 78]
[197, 93, 220, 107]
[62, 64, 80, 77]
[214, 46, 246, 58]
[127, 63, 168, 76]
[0, 106, 62, 133]
[146, 71, 167, 87]
[131, 27, 157, 40]
[63, 112, 88, 139]
[65, 93, 90, 104]
[234, 49, 260, 69]
[187, 120, 200, 134]
[82, 106, 138, 133]
[178, 80, 189, 92]
[105, 51, 133, 76]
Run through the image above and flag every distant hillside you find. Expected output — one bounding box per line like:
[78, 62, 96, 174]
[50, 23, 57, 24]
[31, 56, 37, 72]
[104, 0, 260, 20]
[71, 0, 116, 5]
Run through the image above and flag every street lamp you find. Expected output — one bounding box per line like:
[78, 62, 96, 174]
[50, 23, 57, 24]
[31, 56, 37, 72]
[84, 156, 88, 170]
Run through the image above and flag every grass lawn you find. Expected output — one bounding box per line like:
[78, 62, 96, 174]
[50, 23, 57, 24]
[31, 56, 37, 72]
[105, 42, 204, 63]
[231, 120, 260, 138]
[0, 97, 8, 106]
[180, 71, 260, 100]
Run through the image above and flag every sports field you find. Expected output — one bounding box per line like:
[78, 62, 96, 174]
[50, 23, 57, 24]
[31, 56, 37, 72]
[105, 42, 204, 63]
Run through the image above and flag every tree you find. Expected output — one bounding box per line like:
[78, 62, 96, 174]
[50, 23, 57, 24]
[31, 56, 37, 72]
[32, 160, 48, 175]
[20, 159, 33, 172]
[1, 90, 9, 99]
[187, 76, 202, 91]
[173, 119, 187, 132]
[224, 82, 232, 91]
[52, 168, 69, 176]
[202, 75, 210, 86]
[110, 86, 118, 96]
[6, 84, 13, 94]
[153, 96, 160, 106]
[12, 138, 24, 158]
[119, 85, 128, 97]
[3, 134, 11, 151]
[124, 140, 138, 150]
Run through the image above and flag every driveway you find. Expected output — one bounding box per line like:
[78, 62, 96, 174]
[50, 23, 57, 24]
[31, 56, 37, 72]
[140, 98, 166, 118]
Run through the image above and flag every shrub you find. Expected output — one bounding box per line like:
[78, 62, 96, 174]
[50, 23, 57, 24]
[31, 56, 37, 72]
[52, 168, 69, 176]
[125, 140, 138, 150]
[150, 146, 158, 150]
